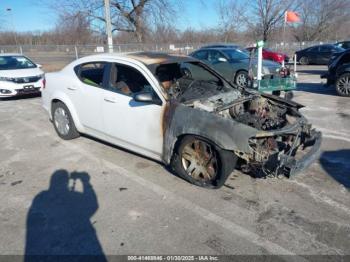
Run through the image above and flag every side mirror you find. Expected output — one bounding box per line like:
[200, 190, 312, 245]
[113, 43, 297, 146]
[218, 57, 228, 62]
[36, 64, 42, 68]
[133, 91, 162, 105]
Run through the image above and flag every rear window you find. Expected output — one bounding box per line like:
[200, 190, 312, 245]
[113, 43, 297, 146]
[192, 50, 208, 60]
[75, 62, 107, 87]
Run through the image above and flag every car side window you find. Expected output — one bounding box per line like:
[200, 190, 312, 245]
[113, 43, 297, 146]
[75, 62, 107, 87]
[193, 50, 208, 60]
[320, 46, 332, 52]
[308, 47, 319, 52]
[108, 63, 153, 96]
[208, 51, 225, 62]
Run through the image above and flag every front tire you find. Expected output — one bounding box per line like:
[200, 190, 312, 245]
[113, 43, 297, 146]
[171, 136, 237, 189]
[335, 73, 350, 97]
[52, 101, 80, 140]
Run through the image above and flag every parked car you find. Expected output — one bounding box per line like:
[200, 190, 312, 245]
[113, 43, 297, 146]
[42, 52, 321, 188]
[246, 47, 289, 64]
[0, 53, 44, 98]
[295, 44, 345, 65]
[335, 41, 350, 50]
[190, 47, 281, 88]
[201, 43, 243, 49]
[321, 49, 350, 96]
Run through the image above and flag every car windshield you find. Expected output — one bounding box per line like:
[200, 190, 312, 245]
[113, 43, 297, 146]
[155, 61, 231, 100]
[333, 46, 346, 52]
[0, 56, 37, 70]
[222, 49, 249, 60]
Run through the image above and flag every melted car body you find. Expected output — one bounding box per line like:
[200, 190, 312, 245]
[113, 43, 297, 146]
[43, 52, 322, 188]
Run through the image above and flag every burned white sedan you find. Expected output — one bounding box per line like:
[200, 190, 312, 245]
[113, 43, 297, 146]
[42, 52, 321, 188]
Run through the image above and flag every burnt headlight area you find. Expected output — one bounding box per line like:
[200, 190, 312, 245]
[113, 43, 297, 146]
[246, 132, 308, 178]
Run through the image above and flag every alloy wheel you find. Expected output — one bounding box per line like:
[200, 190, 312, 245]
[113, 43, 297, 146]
[54, 107, 70, 136]
[336, 75, 350, 96]
[180, 139, 218, 183]
[236, 73, 247, 87]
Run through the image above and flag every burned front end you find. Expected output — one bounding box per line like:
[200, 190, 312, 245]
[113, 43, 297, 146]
[184, 91, 322, 178]
[155, 59, 321, 178]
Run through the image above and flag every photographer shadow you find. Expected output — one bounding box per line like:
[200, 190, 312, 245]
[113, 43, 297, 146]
[25, 169, 106, 261]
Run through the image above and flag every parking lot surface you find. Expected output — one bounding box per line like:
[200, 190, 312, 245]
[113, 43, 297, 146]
[0, 65, 349, 257]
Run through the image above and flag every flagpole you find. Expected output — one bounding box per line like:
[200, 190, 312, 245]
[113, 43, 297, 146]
[282, 11, 287, 68]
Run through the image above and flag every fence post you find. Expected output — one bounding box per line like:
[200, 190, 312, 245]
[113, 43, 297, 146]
[19, 46, 23, 54]
[75, 46, 79, 59]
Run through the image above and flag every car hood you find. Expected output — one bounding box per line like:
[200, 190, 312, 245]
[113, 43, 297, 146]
[0, 67, 43, 78]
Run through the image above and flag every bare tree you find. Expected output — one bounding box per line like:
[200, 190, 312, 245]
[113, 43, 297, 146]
[293, 0, 350, 41]
[53, 11, 93, 45]
[216, 0, 246, 42]
[248, 0, 296, 41]
[43, 0, 180, 43]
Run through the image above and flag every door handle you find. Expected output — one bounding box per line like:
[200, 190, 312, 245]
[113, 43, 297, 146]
[104, 97, 116, 103]
[67, 86, 77, 91]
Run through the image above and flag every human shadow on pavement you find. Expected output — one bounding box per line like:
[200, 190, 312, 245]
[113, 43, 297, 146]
[25, 169, 107, 261]
[320, 150, 350, 189]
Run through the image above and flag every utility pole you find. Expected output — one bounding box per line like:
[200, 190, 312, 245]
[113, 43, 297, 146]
[6, 8, 18, 47]
[104, 0, 113, 53]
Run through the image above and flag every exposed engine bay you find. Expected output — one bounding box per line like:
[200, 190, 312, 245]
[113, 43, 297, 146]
[188, 93, 290, 131]
[185, 92, 316, 177]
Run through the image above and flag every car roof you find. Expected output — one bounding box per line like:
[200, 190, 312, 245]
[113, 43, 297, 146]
[201, 43, 241, 49]
[195, 47, 241, 52]
[67, 52, 197, 75]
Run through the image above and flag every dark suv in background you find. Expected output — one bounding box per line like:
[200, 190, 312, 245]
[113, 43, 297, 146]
[295, 44, 345, 65]
[321, 49, 350, 96]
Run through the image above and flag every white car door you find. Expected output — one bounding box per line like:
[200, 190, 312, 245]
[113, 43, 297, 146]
[101, 62, 164, 160]
[70, 62, 108, 133]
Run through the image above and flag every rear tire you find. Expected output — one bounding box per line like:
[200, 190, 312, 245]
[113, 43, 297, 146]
[171, 135, 237, 189]
[52, 101, 80, 140]
[299, 56, 309, 65]
[335, 73, 350, 97]
[235, 71, 250, 88]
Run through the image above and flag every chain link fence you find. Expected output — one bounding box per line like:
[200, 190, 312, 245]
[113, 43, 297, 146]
[0, 41, 336, 71]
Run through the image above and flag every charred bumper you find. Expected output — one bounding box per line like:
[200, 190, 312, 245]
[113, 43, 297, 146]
[248, 121, 322, 178]
[275, 129, 322, 177]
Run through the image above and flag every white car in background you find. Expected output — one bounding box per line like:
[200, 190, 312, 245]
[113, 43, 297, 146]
[0, 54, 45, 97]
